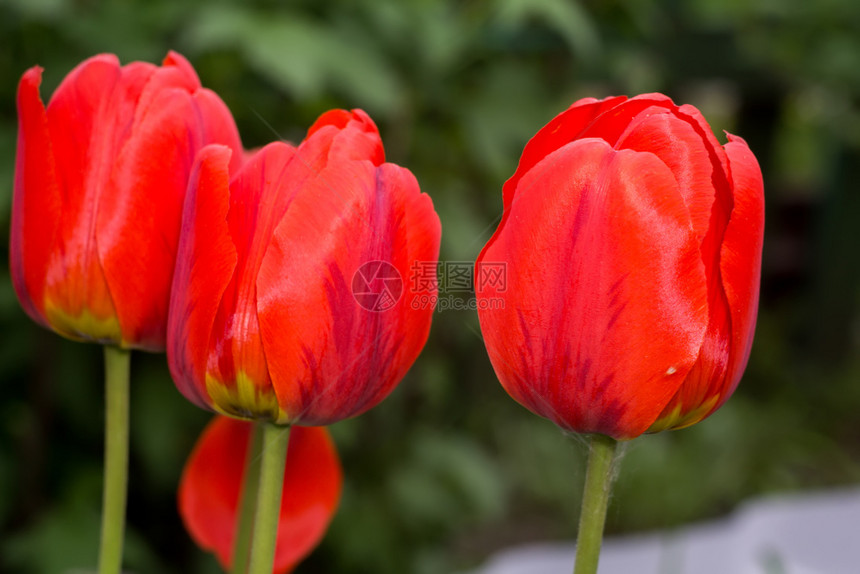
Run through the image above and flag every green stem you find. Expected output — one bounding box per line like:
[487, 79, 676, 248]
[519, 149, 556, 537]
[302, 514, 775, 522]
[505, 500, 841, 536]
[231, 422, 265, 574]
[573, 434, 619, 574]
[247, 423, 291, 574]
[98, 346, 131, 574]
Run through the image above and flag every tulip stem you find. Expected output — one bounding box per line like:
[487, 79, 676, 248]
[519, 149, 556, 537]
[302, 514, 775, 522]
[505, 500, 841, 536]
[573, 433, 619, 574]
[98, 346, 131, 574]
[232, 422, 265, 574]
[247, 422, 291, 574]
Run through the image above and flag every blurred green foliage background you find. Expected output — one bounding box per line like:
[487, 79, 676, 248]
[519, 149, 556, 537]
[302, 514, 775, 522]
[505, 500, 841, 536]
[1, 0, 859, 572]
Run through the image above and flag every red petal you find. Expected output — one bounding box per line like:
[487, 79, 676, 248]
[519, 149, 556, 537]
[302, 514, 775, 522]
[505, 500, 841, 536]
[477, 138, 708, 439]
[194, 88, 244, 174]
[203, 142, 297, 417]
[201, 109, 386, 421]
[615, 108, 730, 243]
[616, 103, 737, 431]
[648, 293, 732, 432]
[10, 66, 62, 326]
[257, 159, 440, 425]
[178, 417, 342, 574]
[97, 83, 201, 350]
[500, 96, 626, 210]
[307, 108, 355, 135]
[305, 108, 385, 168]
[718, 134, 764, 404]
[168, 145, 237, 411]
[481, 96, 627, 271]
[577, 93, 675, 146]
[98, 66, 242, 350]
[648, 133, 762, 432]
[132, 57, 197, 122]
[161, 50, 202, 89]
[275, 425, 342, 572]
[34, 55, 134, 337]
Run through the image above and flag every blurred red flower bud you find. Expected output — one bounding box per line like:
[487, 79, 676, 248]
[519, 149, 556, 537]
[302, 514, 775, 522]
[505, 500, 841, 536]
[179, 416, 342, 573]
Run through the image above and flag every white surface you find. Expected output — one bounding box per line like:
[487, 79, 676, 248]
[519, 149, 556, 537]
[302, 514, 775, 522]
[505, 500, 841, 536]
[471, 487, 860, 574]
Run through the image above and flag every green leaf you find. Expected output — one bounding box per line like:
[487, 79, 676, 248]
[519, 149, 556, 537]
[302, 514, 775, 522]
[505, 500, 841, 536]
[184, 6, 403, 113]
[494, 0, 600, 59]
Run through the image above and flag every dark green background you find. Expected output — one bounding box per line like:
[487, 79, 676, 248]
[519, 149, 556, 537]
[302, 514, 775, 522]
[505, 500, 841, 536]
[1, 0, 859, 572]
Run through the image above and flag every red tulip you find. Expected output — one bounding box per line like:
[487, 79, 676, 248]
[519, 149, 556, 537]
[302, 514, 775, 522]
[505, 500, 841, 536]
[11, 52, 242, 351]
[168, 109, 441, 425]
[179, 416, 342, 573]
[476, 94, 764, 440]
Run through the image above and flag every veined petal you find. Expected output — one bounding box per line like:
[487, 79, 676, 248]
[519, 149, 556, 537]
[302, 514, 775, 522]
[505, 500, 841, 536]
[168, 145, 237, 411]
[178, 417, 342, 574]
[258, 160, 440, 425]
[477, 138, 708, 439]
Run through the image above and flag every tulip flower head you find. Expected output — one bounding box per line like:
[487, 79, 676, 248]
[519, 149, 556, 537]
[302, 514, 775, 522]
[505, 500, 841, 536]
[168, 109, 441, 425]
[11, 52, 243, 351]
[476, 94, 764, 440]
[179, 416, 342, 573]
